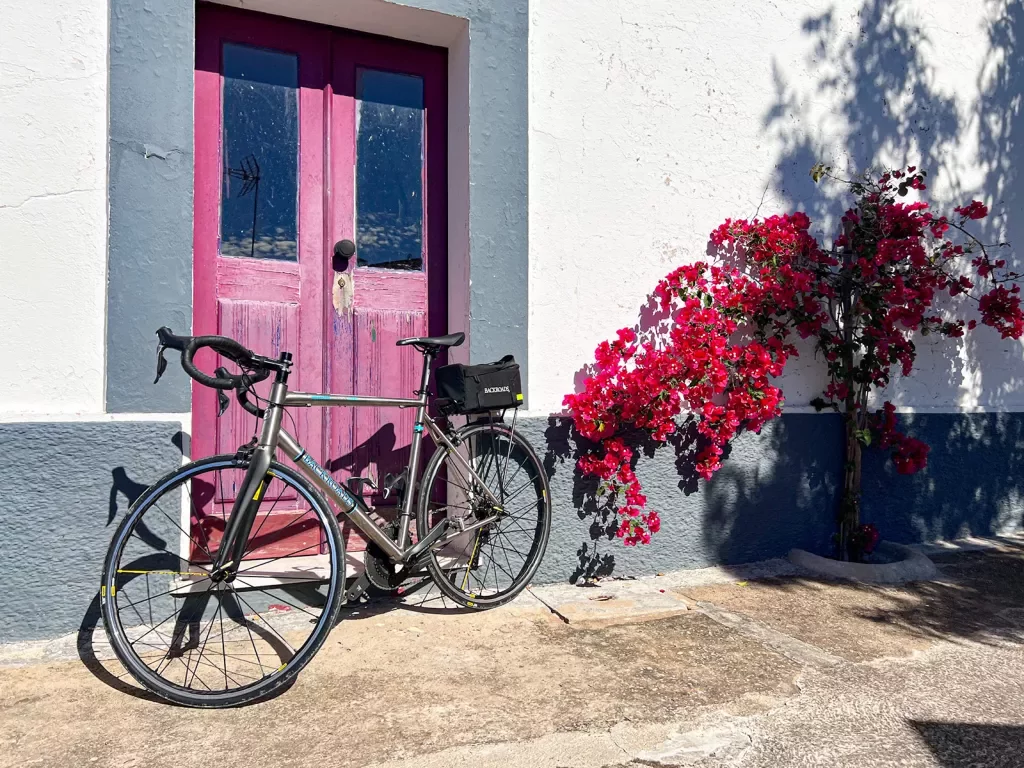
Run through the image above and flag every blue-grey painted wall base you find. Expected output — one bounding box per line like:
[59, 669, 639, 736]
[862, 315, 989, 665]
[0, 423, 184, 644]
[525, 412, 1024, 584]
[105, 0, 529, 411]
[3, 413, 1020, 643]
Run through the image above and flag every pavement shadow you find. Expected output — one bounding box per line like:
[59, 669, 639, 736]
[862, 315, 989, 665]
[910, 720, 1024, 768]
[76, 592, 165, 704]
[724, 540, 1024, 649]
[337, 576, 481, 621]
[851, 541, 1024, 646]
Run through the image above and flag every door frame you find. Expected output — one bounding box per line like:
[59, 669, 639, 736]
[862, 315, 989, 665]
[105, 0, 529, 417]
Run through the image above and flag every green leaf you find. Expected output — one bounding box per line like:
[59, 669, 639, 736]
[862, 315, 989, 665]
[810, 163, 830, 183]
[856, 429, 872, 446]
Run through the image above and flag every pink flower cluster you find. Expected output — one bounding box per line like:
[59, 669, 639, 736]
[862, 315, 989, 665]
[565, 168, 1023, 545]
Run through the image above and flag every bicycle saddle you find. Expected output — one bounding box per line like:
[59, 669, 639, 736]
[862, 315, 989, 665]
[396, 332, 465, 350]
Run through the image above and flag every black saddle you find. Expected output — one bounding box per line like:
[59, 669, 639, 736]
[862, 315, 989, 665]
[396, 332, 465, 352]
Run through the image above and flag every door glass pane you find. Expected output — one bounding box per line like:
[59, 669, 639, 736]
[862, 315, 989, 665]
[220, 43, 299, 261]
[356, 69, 424, 271]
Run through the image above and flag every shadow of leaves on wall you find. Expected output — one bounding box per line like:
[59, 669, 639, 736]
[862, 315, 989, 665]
[547, 0, 1023, 581]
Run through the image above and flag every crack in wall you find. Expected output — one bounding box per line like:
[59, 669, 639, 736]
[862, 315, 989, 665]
[0, 188, 100, 210]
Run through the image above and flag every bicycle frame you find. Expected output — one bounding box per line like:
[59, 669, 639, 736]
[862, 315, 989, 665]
[210, 352, 504, 576]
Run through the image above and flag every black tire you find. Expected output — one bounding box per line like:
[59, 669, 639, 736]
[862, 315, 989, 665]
[416, 421, 551, 609]
[100, 455, 346, 708]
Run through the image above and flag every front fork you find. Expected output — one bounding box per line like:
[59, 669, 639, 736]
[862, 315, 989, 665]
[211, 369, 290, 579]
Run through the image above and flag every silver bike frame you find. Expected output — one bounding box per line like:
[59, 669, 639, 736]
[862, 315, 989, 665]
[225, 353, 504, 567]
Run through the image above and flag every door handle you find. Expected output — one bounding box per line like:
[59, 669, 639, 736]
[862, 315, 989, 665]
[333, 239, 355, 271]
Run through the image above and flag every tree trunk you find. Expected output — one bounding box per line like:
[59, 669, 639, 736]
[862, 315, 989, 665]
[838, 408, 862, 561]
[837, 233, 860, 561]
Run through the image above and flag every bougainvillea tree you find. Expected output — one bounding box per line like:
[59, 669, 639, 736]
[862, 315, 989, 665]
[564, 166, 1022, 559]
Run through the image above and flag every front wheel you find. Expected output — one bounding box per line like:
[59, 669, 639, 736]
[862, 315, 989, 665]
[416, 421, 551, 608]
[100, 455, 346, 708]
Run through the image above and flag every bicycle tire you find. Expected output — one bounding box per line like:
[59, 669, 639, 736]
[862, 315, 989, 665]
[100, 455, 346, 708]
[416, 422, 551, 609]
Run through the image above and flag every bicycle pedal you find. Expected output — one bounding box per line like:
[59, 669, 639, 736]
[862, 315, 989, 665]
[343, 572, 372, 605]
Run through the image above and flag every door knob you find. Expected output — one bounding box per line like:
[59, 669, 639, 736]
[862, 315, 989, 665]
[333, 239, 355, 271]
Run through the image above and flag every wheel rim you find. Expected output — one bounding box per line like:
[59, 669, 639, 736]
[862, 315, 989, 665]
[103, 459, 341, 700]
[423, 425, 549, 602]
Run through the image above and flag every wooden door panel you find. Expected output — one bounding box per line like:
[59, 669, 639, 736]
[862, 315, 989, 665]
[193, 7, 329, 561]
[195, 6, 447, 559]
[216, 258, 301, 303]
[326, 34, 447, 547]
[352, 309, 423, 495]
[214, 298, 310, 457]
[191, 503, 321, 562]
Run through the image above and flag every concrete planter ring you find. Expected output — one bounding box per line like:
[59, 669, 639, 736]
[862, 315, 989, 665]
[788, 542, 938, 584]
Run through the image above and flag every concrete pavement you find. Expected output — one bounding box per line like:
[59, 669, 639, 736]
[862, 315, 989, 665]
[2, 537, 1024, 767]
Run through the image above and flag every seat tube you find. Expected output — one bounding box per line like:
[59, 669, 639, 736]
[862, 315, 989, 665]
[397, 351, 434, 549]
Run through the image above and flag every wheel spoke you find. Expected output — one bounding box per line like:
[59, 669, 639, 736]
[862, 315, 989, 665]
[106, 459, 341, 703]
[422, 426, 548, 604]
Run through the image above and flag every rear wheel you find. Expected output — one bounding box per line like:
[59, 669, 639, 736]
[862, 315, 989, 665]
[416, 421, 551, 608]
[100, 455, 346, 708]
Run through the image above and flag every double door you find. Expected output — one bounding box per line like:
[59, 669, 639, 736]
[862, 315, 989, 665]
[192, 4, 447, 557]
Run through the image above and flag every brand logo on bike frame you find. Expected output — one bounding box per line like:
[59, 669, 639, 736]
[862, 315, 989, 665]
[300, 453, 356, 507]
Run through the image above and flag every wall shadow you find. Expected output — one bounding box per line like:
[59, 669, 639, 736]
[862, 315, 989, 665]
[542, 0, 1023, 585]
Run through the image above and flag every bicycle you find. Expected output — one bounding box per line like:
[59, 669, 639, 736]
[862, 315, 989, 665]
[100, 309, 551, 708]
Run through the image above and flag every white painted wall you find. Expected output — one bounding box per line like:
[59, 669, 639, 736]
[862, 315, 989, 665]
[0, 0, 109, 416]
[3, 0, 1019, 420]
[528, 0, 1024, 415]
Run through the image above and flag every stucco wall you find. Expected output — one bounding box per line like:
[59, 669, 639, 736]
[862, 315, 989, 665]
[0, 422, 185, 644]
[527, 0, 1024, 415]
[528, 411, 1024, 585]
[0, 0, 109, 416]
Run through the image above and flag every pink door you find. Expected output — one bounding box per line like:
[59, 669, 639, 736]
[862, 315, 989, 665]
[192, 4, 447, 556]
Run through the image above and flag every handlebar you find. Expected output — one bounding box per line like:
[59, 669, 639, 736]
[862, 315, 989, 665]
[155, 326, 281, 417]
[182, 335, 268, 390]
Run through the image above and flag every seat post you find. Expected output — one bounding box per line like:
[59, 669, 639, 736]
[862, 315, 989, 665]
[398, 347, 436, 550]
[415, 347, 435, 404]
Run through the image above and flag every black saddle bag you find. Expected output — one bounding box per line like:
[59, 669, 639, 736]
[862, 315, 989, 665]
[434, 355, 523, 415]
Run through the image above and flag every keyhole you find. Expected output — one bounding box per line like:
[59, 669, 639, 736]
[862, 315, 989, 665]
[337, 275, 346, 288]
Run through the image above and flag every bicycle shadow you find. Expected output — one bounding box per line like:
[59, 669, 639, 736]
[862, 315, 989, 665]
[84, 430, 467, 705]
[335, 576, 480, 622]
[77, 571, 299, 706]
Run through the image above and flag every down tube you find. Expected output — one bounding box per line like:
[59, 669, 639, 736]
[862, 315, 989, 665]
[277, 429, 405, 561]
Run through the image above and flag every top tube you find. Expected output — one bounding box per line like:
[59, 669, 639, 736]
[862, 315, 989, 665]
[284, 392, 425, 408]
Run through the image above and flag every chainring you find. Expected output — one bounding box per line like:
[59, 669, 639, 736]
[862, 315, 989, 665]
[364, 520, 409, 593]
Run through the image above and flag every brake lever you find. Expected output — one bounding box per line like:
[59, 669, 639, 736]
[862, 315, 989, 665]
[154, 344, 168, 384]
[215, 368, 232, 416]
